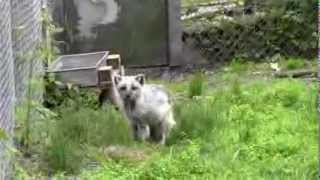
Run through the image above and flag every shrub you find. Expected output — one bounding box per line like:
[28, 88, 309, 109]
[185, 0, 317, 62]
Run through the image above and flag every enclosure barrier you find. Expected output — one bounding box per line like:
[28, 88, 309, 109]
[0, 0, 15, 179]
[0, 0, 44, 178]
[11, 0, 43, 103]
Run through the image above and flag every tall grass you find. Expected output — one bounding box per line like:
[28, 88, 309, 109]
[188, 72, 206, 98]
[47, 106, 132, 173]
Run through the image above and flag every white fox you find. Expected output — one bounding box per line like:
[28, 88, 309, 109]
[114, 74, 176, 145]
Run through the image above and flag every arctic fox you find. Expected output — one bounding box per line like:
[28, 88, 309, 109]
[114, 74, 176, 145]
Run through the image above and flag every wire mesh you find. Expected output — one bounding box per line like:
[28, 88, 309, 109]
[0, 0, 15, 178]
[0, 0, 44, 178]
[11, 0, 43, 105]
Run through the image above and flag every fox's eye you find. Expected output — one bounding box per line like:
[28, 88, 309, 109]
[119, 86, 126, 91]
[132, 86, 138, 91]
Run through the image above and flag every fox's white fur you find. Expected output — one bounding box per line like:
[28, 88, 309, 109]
[114, 74, 176, 145]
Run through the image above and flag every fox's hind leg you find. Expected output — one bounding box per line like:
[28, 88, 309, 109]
[149, 109, 176, 145]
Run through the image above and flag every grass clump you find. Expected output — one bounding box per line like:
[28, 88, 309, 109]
[285, 58, 305, 70]
[188, 71, 206, 98]
[14, 92, 133, 175]
[47, 106, 132, 173]
[229, 58, 251, 73]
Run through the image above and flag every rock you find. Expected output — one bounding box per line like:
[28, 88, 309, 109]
[103, 145, 148, 161]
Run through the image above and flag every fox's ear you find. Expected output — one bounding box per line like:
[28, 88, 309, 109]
[135, 74, 145, 86]
[114, 75, 122, 85]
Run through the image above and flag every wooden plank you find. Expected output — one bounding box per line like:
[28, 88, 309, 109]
[107, 54, 121, 69]
[97, 66, 113, 89]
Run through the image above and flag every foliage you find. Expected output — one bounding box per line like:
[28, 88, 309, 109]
[41, 7, 65, 109]
[44, 83, 100, 109]
[39, 8, 63, 64]
[15, 87, 132, 174]
[13, 7, 63, 152]
[184, 0, 317, 62]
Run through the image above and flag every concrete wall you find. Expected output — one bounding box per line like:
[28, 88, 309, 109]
[51, 0, 186, 67]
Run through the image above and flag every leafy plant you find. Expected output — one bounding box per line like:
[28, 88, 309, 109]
[39, 8, 63, 65]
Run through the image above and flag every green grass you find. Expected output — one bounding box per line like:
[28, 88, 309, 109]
[285, 58, 306, 70]
[14, 60, 318, 179]
[46, 106, 133, 173]
[14, 103, 133, 175]
[78, 78, 317, 179]
[188, 71, 206, 98]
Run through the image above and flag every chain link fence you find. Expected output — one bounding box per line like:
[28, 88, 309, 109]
[0, 0, 43, 178]
[11, 0, 43, 104]
[0, 0, 15, 178]
[182, 0, 317, 62]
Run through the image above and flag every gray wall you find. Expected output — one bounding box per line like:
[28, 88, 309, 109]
[52, 0, 184, 67]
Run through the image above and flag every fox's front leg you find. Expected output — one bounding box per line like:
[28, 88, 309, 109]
[131, 120, 149, 141]
[150, 122, 167, 145]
